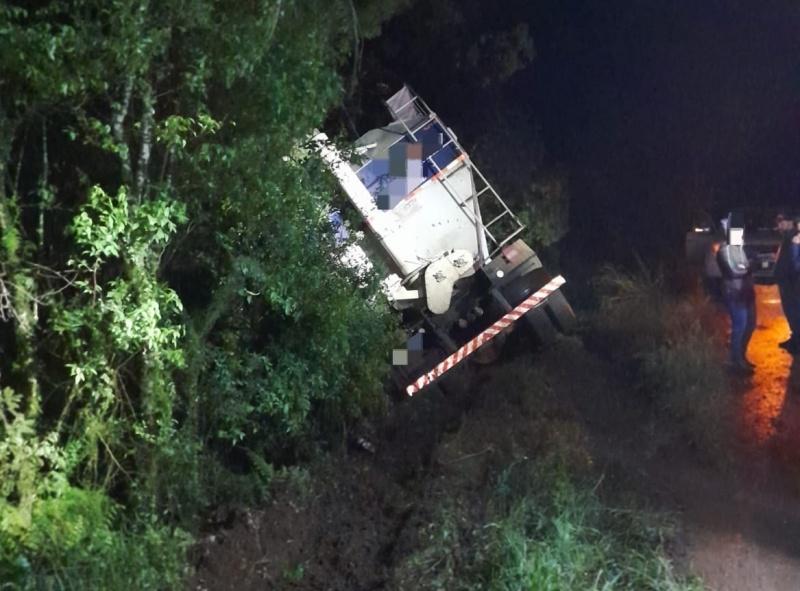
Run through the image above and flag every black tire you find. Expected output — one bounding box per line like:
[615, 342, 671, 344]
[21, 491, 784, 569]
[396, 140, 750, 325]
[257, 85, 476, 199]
[472, 333, 505, 364]
[523, 306, 557, 346]
[544, 290, 576, 334]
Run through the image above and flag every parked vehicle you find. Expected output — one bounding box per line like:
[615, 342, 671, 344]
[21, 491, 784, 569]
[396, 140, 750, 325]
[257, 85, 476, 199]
[686, 207, 796, 288]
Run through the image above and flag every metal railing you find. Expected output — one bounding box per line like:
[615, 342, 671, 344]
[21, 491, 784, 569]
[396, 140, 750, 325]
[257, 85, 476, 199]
[385, 87, 525, 261]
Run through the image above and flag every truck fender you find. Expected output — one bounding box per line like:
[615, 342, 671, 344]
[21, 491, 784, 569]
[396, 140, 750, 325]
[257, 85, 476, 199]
[424, 250, 475, 314]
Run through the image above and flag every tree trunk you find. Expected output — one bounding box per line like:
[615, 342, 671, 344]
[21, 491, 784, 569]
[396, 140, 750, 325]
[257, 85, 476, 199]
[135, 83, 154, 201]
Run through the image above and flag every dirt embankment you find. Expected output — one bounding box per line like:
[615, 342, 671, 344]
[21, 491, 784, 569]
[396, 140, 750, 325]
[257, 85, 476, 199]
[191, 292, 800, 591]
[190, 338, 603, 590]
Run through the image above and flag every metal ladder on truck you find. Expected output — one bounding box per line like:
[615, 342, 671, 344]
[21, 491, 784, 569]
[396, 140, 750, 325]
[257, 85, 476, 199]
[384, 85, 525, 265]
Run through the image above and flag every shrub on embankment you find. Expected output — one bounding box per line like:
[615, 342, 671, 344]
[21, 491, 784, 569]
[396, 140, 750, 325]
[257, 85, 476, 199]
[591, 264, 730, 458]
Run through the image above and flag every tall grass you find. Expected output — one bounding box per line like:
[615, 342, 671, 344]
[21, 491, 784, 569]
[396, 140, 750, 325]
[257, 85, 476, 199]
[592, 264, 729, 457]
[592, 264, 672, 357]
[478, 460, 701, 591]
[394, 457, 701, 591]
[393, 355, 702, 591]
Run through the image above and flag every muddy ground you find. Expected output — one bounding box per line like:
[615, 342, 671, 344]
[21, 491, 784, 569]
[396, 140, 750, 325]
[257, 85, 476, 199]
[190, 285, 800, 591]
[677, 285, 800, 591]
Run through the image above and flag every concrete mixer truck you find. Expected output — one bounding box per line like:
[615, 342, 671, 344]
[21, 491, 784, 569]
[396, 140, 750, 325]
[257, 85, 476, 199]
[314, 85, 574, 396]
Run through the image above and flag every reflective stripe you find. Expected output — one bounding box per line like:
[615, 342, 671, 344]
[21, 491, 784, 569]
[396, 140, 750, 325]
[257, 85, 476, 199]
[405, 275, 566, 396]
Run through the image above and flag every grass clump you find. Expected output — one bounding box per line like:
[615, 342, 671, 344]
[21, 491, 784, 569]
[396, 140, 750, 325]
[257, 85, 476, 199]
[475, 460, 700, 591]
[592, 264, 729, 457]
[394, 456, 701, 591]
[394, 362, 701, 591]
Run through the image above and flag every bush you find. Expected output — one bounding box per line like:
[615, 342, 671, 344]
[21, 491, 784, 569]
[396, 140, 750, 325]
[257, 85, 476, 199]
[1, 487, 189, 591]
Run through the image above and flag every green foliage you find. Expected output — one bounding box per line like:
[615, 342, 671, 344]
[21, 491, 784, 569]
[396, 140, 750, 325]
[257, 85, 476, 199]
[518, 173, 571, 248]
[395, 496, 468, 590]
[395, 456, 701, 591]
[0, 0, 405, 584]
[1, 487, 189, 591]
[0, 388, 189, 590]
[393, 360, 700, 591]
[65, 186, 186, 364]
[52, 186, 185, 489]
[475, 461, 699, 591]
[71, 186, 186, 261]
[282, 562, 306, 584]
[0, 388, 67, 536]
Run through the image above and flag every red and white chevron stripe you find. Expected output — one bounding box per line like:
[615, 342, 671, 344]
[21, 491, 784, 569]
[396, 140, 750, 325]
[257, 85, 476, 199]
[405, 275, 566, 396]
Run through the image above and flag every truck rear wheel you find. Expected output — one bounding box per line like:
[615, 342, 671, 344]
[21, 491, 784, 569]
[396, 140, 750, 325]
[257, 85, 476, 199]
[544, 290, 576, 334]
[472, 333, 505, 364]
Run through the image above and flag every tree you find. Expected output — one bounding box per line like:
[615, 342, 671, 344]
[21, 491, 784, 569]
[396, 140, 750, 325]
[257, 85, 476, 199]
[0, 0, 403, 585]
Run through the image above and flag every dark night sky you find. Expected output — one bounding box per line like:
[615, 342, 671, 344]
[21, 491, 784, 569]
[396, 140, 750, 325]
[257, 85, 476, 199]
[365, 0, 800, 263]
[528, 0, 800, 259]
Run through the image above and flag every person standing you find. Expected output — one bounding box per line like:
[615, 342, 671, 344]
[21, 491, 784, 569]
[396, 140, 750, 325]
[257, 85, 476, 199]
[774, 214, 800, 353]
[717, 216, 756, 373]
